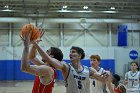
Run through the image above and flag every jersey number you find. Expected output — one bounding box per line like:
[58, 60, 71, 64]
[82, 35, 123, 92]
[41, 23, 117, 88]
[78, 81, 82, 89]
[132, 81, 134, 87]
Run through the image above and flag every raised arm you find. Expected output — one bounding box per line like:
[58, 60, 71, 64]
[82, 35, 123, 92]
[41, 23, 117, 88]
[20, 32, 53, 77]
[20, 32, 30, 72]
[32, 42, 65, 71]
[29, 45, 45, 65]
[29, 30, 45, 66]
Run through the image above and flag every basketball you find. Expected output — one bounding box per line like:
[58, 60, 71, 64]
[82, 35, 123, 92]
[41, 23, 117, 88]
[20, 24, 40, 41]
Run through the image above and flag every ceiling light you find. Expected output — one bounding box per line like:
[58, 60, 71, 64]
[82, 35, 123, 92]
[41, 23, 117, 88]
[1, 9, 14, 12]
[57, 10, 92, 13]
[62, 5, 67, 9]
[2, 5, 13, 12]
[83, 6, 88, 9]
[58, 10, 71, 12]
[103, 11, 116, 13]
[110, 7, 115, 10]
[4, 5, 9, 8]
[56, 10, 116, 13]
[77, 10, 92, 13]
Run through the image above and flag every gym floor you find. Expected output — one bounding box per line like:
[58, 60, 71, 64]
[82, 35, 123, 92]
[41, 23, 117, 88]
[0, 80, 66, 93]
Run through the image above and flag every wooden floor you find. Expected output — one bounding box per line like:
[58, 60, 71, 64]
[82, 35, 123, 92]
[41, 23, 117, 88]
[0, 80, 66, 93]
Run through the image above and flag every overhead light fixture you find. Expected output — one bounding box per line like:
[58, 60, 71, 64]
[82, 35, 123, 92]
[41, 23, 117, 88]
[57, 10, 92, 13]
[77, 10, 92, 13]
[110, 7, 115, 10]
[1, 9, 14, 12]
[62, 5, 67, 9]
[57, 10, 116, 13]
[103, 11, 116, 13]
[58, 10, 71, 12]
[1, 5, 14, 12]
[83, 6, 88, 9]
[4, 5, 9, 8]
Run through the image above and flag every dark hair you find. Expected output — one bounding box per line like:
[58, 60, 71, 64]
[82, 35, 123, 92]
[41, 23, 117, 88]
[50, 47, 63, 61]
[130, 61, 139, 70]
[70, 46, 85, 60]
[90, 55, 101, 61]
[113, 74, 120, 82]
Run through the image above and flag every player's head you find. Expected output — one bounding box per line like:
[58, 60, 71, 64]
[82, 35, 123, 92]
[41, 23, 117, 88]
[90, 55, 101, 67]
[130, 61, 139, 71]
[112, 74, 120, 84]
[70, 46, 85, 60]
[42, 47, 63, 62]
[50, 47, 63, 61]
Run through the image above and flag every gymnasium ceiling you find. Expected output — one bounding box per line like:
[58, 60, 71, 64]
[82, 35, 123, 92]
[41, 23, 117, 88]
[0, 0, 140, 20]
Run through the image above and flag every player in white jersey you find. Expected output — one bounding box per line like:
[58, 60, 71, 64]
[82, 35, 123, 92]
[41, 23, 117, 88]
[124, 61, 140, 93]
[65, 63, 90, 93]
[89, 55, 114, 93]
[32, 44, 110, 93]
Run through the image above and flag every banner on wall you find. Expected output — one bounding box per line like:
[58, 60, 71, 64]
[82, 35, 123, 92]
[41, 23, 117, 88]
[117, 25, 128, 46]
[117, 25, 128, 32]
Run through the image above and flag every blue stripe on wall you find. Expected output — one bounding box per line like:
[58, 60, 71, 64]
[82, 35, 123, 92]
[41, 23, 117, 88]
[0, 60, 115, 80]
[63, 59, 115, 73]
[56, 59, 115, 80]
[6, 60, 14, 80]
[14, 60, 35, 80]
[0, 60, 6, 80]
[0, 60, 35, 80]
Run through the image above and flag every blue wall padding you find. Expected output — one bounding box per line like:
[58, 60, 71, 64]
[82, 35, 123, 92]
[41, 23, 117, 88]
[0, 60, 115, 80]
[56, 59, 115, 80]
[6, 60, 15, 80]
[0, 60, 35, 80]
[64, 59, 115, 73]
[0, 60, 6, 80]
[100, 59, 115, 74]
[14, 60, 35, 80]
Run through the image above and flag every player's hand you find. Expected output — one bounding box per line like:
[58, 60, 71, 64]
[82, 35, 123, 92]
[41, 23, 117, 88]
[33, 28, 45, 44]
[100, 71, 110, 82]
[39, 28, 45, 39]
[20, 31, 31, 47]
[104, 71, 112, 84]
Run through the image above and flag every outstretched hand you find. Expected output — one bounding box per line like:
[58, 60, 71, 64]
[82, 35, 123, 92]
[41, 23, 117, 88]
[20, 31, 31, 47]
[39, 28, 45, 39]
[35, 28, 45, 43]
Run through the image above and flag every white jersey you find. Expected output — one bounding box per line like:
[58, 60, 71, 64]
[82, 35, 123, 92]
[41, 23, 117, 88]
[90, 67, 108, 93]
[65, 63, 90, 93]
[125, 71, 140, 93]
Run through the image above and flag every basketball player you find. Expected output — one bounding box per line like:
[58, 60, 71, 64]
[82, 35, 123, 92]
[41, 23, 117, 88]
[20, 32, 63, 93]
[112, 74, 126, 93]
[124, 61, 140, 93]
[89, 55, 114, 93]
[32, 41, 110, 93]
